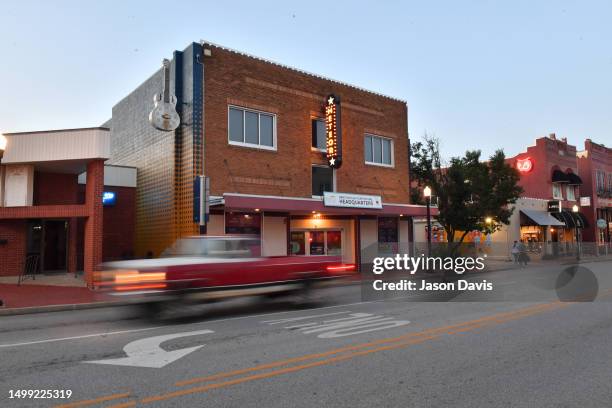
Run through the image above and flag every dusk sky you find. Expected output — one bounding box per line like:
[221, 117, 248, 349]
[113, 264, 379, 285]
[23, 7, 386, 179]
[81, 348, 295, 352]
[1, 0, 610, 159]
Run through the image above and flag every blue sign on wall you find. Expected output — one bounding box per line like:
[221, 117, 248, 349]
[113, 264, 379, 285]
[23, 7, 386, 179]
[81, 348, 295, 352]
[102, 191, 117, 206]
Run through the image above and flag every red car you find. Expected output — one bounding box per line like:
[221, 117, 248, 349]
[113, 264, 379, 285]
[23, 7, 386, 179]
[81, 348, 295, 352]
[99, 235, 356, 315]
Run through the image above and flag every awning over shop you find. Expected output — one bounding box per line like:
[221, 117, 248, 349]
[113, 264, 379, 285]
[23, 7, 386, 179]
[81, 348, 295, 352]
[222, 193, 436, 217]
[566, 173, 583, 185]
[520, 209, 565, 226]
[552, 170, 570, 183]
[551, 210, 590, 229]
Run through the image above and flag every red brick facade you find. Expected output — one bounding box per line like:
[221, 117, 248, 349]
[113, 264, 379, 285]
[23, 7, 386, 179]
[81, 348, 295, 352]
[0, 219, 27, 276]
[33, 172, 80, 205]
[577, 139, 612, 243]
[202, 44, 410, 204]
[83, 160, 104, 286]
[0, 159, 137, 286]
[509, 134, 580, 210]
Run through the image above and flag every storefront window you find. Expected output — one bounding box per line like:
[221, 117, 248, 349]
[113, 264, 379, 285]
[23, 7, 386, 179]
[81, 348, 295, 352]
[290, 231, 306, 255]
[292, 230, 343, 256]
[378, 217, 398, 253]
[309, 231, 325, 255]
[326, 231, 342, 255]
[225, 212, 261, 235]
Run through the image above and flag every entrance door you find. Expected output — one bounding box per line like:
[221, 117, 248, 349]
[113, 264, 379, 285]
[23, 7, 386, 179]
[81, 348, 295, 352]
[42, 220, 68, 272]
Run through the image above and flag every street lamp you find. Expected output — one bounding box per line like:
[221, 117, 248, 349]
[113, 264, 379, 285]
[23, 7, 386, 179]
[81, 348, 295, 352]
[485, 217, 493, 225]
[424, 186, 432, 257]
[572, 204, 580, 261]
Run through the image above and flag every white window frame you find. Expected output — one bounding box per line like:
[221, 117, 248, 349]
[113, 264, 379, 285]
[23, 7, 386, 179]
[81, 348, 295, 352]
[364, 134, 394, 168]
[311, 118, 327, 153]
[228, 105, 277, 151]
[552, 183, 563, 200]
[311, 164, 336, 198]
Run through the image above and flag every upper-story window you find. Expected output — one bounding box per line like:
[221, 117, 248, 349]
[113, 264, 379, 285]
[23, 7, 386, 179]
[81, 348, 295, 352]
[552, 183, 563, 200]
[566, 185, 576, 201]
[595, 170, 605, 192]
[312, 119, 326, 151]
[364, 134, 393, 167]
[312, 165, 334, 196]
[228, 106, 276, 150]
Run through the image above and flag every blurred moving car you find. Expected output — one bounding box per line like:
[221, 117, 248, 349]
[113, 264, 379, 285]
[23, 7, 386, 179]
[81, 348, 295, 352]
[98, 235, 356, 315]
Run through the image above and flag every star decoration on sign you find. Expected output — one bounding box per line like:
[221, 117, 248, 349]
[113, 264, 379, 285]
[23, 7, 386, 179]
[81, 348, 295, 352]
[328, 96, 335, 105]
[329, 157, 336, 166]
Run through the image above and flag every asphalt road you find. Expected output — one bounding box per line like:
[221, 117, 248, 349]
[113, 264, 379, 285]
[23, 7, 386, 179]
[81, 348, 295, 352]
[0, 260, 611, 408]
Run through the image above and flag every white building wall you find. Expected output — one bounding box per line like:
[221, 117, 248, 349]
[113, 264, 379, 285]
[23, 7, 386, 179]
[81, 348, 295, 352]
[2, 164, 34, 207]
[207, 214, 225, 235]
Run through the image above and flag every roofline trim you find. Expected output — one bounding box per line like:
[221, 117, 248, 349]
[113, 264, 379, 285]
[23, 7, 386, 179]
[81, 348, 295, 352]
[200, 39, 408, 104]
[3, 127, 110, 136]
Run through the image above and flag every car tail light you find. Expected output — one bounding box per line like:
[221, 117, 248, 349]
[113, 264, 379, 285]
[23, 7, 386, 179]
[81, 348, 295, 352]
[326, 264, 356, 274]
[113, 270, 167, 291]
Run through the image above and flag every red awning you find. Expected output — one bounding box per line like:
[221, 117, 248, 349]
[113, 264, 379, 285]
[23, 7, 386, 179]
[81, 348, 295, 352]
[222, 193, 436, 217]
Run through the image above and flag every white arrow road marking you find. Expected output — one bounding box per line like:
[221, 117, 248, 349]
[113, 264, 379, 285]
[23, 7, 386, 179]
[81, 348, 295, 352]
[84, 329, 214, 368]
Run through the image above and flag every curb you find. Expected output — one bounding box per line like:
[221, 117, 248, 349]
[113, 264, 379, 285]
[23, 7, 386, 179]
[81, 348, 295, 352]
[0, 299, 139, 317]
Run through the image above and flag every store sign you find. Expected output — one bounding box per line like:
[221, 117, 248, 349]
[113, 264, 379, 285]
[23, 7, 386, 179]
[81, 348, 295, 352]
[102, 191, 116, 206]
[580, 196, 591, 207]
[597, 219, 607, 229]
[516, 157, 533, 173]
[323, 192, 382, 209]
[325, 94, 342, 169]
[547, 200, 561, 213]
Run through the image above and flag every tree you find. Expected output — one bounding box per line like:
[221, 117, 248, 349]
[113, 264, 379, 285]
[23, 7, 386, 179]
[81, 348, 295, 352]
[410, 135, 523, 250]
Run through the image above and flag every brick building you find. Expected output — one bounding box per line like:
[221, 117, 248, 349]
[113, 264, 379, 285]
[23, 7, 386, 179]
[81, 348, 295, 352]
[0, 128, 136, 285]
[577, 139, 611, 250]
[108, 41, 429, 266]
[500, 134, 590, 256]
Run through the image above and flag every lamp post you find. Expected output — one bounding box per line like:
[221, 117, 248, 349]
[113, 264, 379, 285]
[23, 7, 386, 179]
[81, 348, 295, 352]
[572, 204, 580, 261]
[424, 186, 432, 257]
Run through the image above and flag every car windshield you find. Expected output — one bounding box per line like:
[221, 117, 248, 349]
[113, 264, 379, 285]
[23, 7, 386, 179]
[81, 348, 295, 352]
[161, 237, 261, 258]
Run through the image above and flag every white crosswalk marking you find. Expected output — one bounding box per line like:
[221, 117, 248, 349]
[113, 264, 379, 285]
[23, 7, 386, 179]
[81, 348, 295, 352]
[263, 311, 410, 338]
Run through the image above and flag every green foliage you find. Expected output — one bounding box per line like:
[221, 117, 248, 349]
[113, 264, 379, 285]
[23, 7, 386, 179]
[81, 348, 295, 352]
[410, 134, 523, 245]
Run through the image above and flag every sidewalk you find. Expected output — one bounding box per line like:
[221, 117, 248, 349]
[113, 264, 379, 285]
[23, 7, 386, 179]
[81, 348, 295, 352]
[0, 275, 120, 316]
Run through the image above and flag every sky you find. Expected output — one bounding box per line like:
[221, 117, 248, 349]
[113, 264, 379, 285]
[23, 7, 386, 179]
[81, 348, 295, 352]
[1, 0, 611, 160]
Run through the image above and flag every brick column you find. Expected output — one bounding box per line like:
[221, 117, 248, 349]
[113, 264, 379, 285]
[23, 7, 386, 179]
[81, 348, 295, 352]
[67, 218, 78, 275]
[84, 160, 104, 287]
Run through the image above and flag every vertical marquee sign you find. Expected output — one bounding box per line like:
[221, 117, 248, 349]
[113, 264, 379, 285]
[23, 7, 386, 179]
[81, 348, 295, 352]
[325, 94, 342, 168]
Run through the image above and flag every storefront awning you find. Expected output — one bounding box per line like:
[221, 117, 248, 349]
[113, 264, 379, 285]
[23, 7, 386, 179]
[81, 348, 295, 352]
[550, 210, 590, 229]
[520, 209, 565, 226]
[567, 173, 583, 185]
[222, 193, 436, 217]
[552, 170, 570, 183]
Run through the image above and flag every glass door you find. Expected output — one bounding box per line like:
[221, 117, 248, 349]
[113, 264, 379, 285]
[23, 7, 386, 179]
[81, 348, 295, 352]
[291, 230, 342, 256]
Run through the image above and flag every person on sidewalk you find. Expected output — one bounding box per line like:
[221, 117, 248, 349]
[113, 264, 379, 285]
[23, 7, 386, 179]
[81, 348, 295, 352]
[517, 240, 530, 267]
[512, 241, 520, 264]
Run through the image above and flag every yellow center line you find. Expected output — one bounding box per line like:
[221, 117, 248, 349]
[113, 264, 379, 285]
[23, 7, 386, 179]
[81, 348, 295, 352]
[141, 335, 440, 404]
[53, 392, 131, 408]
